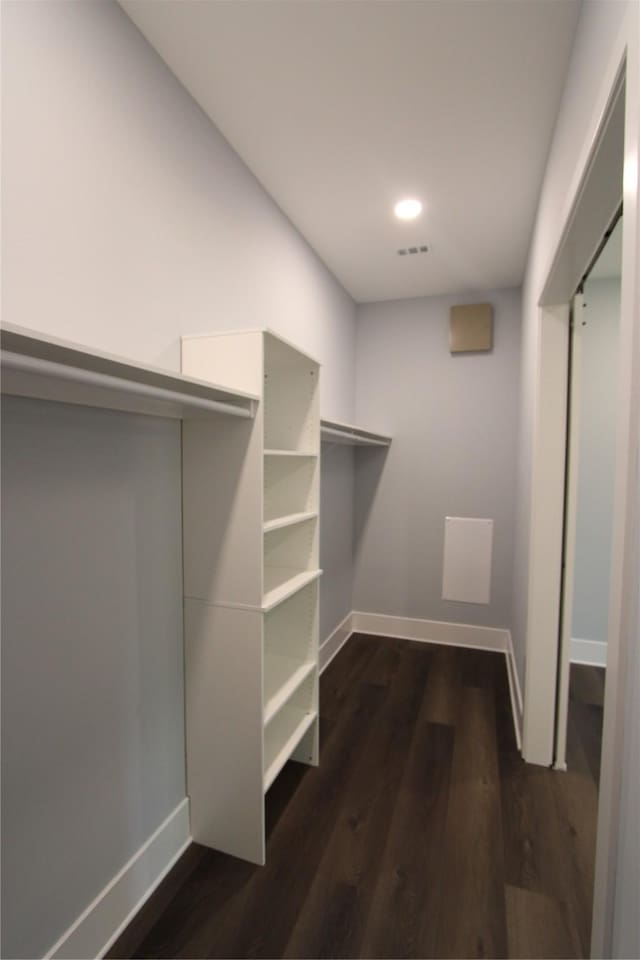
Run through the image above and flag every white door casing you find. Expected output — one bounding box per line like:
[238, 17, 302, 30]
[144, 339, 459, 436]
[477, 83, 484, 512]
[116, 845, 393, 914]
[554, 293, 586, 771]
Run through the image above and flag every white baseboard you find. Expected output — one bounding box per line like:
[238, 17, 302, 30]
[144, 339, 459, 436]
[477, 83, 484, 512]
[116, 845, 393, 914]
[351, 611, 509, 653]
[319, 611, 353, 673]
[570, 637, 607, 667]
[46, 798, 191, 960]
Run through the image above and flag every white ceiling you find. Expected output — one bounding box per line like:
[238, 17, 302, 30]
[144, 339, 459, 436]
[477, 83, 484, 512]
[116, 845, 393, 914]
[121, 0, 581, 304]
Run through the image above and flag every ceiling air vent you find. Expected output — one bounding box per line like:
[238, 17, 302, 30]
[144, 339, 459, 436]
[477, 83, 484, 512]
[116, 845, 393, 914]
[397, 245, 428, 256]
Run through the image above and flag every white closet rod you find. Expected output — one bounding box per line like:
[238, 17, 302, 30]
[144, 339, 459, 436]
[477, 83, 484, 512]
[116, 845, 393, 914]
[321, 425, 390, 446]
[1, 352, 253, 419]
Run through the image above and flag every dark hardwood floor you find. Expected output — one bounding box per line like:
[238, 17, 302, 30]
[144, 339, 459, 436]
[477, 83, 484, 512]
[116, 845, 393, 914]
[567, 663, 605, 785]
[110, 635, 599, 959]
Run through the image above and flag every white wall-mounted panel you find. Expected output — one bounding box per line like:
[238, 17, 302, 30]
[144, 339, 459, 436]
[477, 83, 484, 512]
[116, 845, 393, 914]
[442, 517, 493, 604]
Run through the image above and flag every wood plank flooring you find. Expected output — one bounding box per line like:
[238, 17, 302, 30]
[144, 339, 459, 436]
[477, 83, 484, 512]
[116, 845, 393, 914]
[567, 663, 605, 784]
[110, 635, 599, 959]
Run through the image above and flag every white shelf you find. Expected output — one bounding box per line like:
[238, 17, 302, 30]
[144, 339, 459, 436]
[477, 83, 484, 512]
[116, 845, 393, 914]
[264, 449, 317, 458]
[1, 323, 258, 421]
[263, 707, 318, 792]
[320, 417, 392, 447]
[262, 567, 322, 612]
[263, 511, 318, 534]
[263, 656, 316, 725]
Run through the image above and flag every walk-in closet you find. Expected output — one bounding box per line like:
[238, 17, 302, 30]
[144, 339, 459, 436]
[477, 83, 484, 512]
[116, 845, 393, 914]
[2, 2, 640, 959]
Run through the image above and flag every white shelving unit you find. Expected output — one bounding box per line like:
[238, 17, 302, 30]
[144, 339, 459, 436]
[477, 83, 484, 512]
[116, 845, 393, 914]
[181, 329, 320, 865]
[320, 417, 392, 447]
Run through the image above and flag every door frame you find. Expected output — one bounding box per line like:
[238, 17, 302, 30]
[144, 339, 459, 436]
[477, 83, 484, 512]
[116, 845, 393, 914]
[554, 293, 586, 774]
[522, 7, 640, 955]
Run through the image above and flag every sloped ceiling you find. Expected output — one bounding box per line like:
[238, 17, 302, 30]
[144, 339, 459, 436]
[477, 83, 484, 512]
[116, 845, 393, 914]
[121, 0, 581, 302]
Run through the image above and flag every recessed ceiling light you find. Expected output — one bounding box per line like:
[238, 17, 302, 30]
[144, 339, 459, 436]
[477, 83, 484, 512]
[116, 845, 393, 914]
[394, 198, 422, 220]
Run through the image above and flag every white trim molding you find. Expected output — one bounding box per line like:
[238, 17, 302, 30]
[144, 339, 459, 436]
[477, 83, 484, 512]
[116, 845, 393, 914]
[351, 611, 509, 653]
[319, 611, 353, 673]
[570, 637, 608, 668]
[45, 799, 191, 960]
[523, 303, 571, 767]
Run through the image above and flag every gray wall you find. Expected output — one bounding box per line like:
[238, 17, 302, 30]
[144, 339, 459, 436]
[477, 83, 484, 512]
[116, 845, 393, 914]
[320, 444, 354, 642]
[354, 289, 521, 628]
[1, 399, 185, 959]
[572, 277, 620, 646]
[1, 1, 356, 955]
[1, 0, 356, 422]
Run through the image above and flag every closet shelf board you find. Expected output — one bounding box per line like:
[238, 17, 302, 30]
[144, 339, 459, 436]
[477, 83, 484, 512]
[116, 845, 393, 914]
[263, 708, 318, 792]
[264, 449, 317, 458]
[263, 657, 316, 726]
[262, 568, 322, 612]
[1, 323, 258, 421]
[320, 418, 391, 447]
[263, 511, 318, 534]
